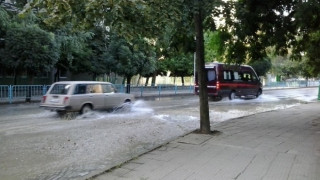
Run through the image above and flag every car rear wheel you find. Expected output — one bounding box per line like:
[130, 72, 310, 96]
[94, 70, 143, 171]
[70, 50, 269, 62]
[81, 104, 92, 114]
[229, 91, 236, 100]
[57, 111, 77, 120]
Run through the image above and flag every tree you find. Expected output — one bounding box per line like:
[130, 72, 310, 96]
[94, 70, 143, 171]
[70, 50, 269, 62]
[107, 34, 157, 93]
[0, 7, 10, 66]
[2, 24, 58, 84]
[291, 0, 320, 77]
[204, 30, 230, 62]
[0, 7, 10, 39]
[163, 21, 195, 86]
[132, 38, 157, 86]
[166, 53, 194, 86]
[219, 0, 320, 78]
[87, 26, 110, 80]
[53, 25, 93, 81]
[248, 57, 272, 77]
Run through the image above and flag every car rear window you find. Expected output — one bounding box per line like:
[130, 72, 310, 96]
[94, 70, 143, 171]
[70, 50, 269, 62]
[49, 84, 71, 95]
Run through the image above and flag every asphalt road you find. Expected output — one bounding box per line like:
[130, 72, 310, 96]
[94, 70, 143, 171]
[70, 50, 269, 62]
[0, 87, 318, 180]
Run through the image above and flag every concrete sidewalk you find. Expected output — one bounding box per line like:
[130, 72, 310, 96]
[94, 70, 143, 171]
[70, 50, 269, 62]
[93, 102, 320, 180]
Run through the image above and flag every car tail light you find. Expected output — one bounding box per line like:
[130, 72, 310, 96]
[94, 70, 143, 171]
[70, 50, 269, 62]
[42, 96, 47, 103]
[63, 97, 69, 105]
[216, 81, 220, 90]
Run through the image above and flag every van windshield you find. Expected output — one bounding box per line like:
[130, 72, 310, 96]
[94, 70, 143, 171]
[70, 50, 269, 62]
[49, 84, 71, 95]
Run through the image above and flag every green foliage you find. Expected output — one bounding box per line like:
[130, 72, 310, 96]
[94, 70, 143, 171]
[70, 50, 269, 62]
[54, 24, 93, 75]
[3, 24, 58, 78]
[225, 40, 247, 65]
[218, 1, 295, 62]
[9, 0, 29, 9]
[0, 7, 10, 35]
[270, 54, 315, 80]
[107, 34, 157, 83]
[166, 53, 194, 77]
[293, 0, 320, 76]
[86, 27, 110, 78]
[22, 0, 88, 30]
[218, 0, 320, 77]
[248, 57, 271, 77]
[204, 30, 230, 62]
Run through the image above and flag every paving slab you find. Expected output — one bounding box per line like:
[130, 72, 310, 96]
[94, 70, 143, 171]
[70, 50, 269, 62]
[93, 102, 320, 180]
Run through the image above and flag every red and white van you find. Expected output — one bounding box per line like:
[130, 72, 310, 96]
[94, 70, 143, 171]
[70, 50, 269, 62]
[195, 63, 262, 100]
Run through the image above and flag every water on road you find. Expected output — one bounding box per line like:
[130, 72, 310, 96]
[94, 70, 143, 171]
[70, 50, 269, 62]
[0, 87, 318, 179]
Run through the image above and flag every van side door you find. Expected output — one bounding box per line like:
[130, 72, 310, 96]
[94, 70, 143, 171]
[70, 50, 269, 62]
[241, 71, 256, 95]
[233, 71, 246, 96]
[221, 70, 234, 96]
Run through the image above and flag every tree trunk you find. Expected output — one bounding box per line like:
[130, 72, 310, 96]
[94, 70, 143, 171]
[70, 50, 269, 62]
[26, 74, 34, 103]
[145, 77, 150, 86]
[181, 76, 185, 86]
[306, 77, 308, 87]
[13, 69, 17, 85]
[54, 69, 60, 82]
[194, 0, 211, 134]
[137, 75, 141, 86]
[126, 76, 131, 94]
[92, 73, 97, 81]
[122, 77, 126, 85]
[151, 72, 157, 87]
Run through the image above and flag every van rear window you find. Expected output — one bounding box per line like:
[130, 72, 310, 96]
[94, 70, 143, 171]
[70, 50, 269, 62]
[50, 84, 71, 95]
[207, 70, 216, 81]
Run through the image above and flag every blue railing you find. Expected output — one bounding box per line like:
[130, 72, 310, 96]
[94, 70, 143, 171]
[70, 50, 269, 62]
[264, 80, 319, 88]
[0, 85, 51, 104]
[0, 80, 319, 104]
[0, 84, 194, 104]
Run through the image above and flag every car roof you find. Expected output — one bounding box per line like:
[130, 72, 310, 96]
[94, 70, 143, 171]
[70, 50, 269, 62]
[52, 81, 112, 85]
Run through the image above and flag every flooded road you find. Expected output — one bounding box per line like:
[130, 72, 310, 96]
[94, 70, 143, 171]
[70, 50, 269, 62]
[0, 87, 318, 180]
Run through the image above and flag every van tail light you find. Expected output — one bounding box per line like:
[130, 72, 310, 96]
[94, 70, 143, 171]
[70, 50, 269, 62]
[42, 96, 47, 103]
[63, 97, 69, 105]
[216, 81, 220, 90]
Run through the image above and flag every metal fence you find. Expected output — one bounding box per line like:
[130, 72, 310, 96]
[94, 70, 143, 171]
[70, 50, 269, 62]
[0, 80, 319, 104]
[264, 80, 319, 88]
[0, 84, 194, 104]
[0, 85, 51, 104]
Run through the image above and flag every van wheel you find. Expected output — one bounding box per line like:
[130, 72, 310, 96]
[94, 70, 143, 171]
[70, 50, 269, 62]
[229, 91, 236, 100]
[81, 104, 92, 114]
[209, 96, 222, 101]
[256, 89, 262, 98]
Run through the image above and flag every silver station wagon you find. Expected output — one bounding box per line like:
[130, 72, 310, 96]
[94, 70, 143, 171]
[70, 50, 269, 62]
[40, 81, 134, 114]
